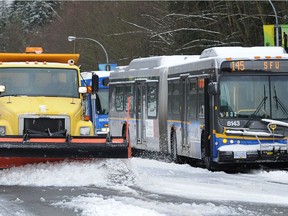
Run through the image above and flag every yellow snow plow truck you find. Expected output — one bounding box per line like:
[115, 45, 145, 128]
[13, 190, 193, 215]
[0, 47, 130, 168]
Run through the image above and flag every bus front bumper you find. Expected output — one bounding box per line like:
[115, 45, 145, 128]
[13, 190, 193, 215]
[218, 149, 288, 163]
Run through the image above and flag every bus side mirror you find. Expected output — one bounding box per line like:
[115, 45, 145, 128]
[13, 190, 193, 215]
[208, 82, 217, 95]
[92, 74, 99, 93]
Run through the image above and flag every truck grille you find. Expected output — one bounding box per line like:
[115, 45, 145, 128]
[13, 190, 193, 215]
[24, 118, 65, 133]
[19, 115, 70, 135]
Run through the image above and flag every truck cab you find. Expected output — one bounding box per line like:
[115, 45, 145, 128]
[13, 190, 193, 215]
[0, 47, 93, 137]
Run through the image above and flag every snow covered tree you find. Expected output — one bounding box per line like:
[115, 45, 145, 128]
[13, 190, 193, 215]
[166, 1, 288, 54]
[1, 1, 288, 67]
[8, 0, 60, 33]
[0, 0, 61, 51]
[0, 0, 13, 51]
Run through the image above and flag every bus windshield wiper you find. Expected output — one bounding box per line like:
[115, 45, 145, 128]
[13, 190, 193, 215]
[244, 86, 267, 128]
[273, 85, 288, 118]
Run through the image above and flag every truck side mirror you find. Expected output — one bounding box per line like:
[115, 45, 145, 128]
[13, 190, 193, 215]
[0, 85, 6, 93]
[92, 74, 99, 93]
[208, 82, 217, 95]
[78, 86, 87, 94]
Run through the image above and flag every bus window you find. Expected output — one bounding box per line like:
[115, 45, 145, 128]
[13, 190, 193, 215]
[188, 80, 197, 118]
[271, 76, 288, 119]
[125, 85, 134, 112]
[219, 76, 269, 118]
[198, 79, 205, 118]
[172, 81, 180, 114]
[102, 78, 109, 86]
[147, 83, 158, 118]
[115, 86, 124, 111]
[219, 81, 234, 117]
[168, 82, 173, 114]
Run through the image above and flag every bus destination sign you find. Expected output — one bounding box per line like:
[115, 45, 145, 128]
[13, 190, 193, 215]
[221, 60, 288, 73]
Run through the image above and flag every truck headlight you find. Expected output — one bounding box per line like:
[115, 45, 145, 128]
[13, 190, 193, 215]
[80, 127, 90, 135]
[0, 126, 6, 136]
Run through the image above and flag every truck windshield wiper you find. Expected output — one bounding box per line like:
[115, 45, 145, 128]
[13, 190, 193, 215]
[273, 85, 288, 118]
[244, 86, 267, 128]
[0, 94, 21, 97]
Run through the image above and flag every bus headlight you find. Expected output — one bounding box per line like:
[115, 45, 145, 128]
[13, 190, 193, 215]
[101, 128, 109, 133]
[80, 127, 90, 135]
[0, 126, 6, 136]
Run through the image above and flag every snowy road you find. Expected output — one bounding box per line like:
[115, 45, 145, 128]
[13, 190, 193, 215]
[0, 158, 288, 216]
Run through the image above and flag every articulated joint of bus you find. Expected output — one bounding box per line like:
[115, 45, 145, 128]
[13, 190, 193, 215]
[214, 119, 288, 164]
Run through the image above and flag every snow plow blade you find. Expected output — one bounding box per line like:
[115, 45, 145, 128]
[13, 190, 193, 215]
[0, 135, 130, 158]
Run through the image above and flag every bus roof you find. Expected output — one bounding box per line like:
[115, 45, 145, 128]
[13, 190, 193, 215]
[118, 55, 200, 71]
[111, 46, 288, 80]
[200, 46, 286, 59]
[81, 71, 111, 80]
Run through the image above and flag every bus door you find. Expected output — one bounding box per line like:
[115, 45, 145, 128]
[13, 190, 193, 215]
[135, 80, 147, 144]
[180, 74, 189, 149]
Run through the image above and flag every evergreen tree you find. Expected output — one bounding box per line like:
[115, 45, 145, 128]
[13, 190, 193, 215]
[9, 0, 60, 33]
[0, 0, 12, 51]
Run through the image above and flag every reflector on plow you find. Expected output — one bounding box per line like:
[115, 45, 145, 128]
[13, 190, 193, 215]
[0, 135, 130, 169]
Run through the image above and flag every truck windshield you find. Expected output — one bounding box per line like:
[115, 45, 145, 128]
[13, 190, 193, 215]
[219, 75, 288, 120]
[0, 68, 79, 98]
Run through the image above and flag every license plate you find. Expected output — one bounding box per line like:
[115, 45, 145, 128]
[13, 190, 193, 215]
[234, 151, 247, 159]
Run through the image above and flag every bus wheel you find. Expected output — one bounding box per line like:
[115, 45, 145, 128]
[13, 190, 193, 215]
[122, 123, 128, 139]
[122, 123, 130, 143]
[170, 131, 178, 163]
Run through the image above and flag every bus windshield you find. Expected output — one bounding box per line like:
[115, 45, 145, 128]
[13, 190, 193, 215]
[0, 68, 79, 98]
[219, 75, 288, 119]
[97, 88, 109, 115]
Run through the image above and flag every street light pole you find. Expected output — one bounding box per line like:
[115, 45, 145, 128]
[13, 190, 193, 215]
[68, 36, 110, 135]
[68, 36, 110, 70]
[268, 0, 279, 46]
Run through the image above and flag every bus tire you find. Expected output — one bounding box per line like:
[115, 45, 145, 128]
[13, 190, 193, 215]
[122, 123, 131, 144]
[201, 133, 219, 171]
[201, 132, 211, 169]
[170, 130, 178, 163]
[122, 123, 128, 139]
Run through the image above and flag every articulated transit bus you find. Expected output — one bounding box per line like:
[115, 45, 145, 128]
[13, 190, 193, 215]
[109, 47, 288, 170]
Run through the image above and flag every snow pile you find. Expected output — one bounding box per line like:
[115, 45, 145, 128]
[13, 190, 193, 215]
[0, 159, 134, 187]
[54, 194, 247, 216]
[0, 158, 288, 216]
